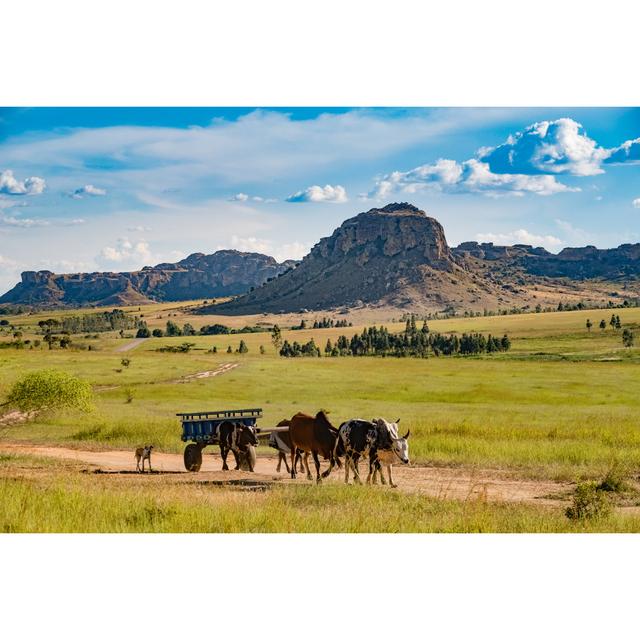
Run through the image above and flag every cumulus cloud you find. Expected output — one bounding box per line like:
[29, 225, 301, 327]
[633, 198, 640, 209]
[230, 235, 310, 261]
[70, 184, 107, 199]
[606, 138, 640, 164]
[0, 170, 46, 195]
[370, 158, 575, 198]
[286, 184, 348, 203]
[475, 229, 563, 250]
[479, 118, 609, 176]
[98, 237, 152, 266]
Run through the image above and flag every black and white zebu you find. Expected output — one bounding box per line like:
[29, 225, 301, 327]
[335, 418, 410, 487]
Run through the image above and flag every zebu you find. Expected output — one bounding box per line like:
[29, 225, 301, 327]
[336, 418, 410, 487]
[219, 421, 259, 472]
[268, 419, 306, 474]
[288, 411, 342, 483]
[367, 418, 410, 488]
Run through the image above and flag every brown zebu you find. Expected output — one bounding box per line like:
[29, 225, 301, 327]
[288, 411, 342, 483]
[219, 421, 259, 472]
[268, 419, 306, 475]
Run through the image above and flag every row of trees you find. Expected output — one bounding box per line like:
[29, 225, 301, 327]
[38, 309, 139, 334]
[585, 315, 622, 331]
[278, 323, 511, 358]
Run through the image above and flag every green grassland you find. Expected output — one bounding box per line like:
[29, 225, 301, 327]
[1, 306, 639, 480]
[1, 456, 640, 533]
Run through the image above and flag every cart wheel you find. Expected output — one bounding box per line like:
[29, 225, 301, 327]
[184, 443, 203, 472]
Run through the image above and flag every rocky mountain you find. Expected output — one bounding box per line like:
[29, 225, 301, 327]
[0, 251, 296, 308]
[3, 202, 639, 312]
[210, 202, 640, 315]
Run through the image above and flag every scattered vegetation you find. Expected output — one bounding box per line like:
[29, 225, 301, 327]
[565, 482, 612, 521]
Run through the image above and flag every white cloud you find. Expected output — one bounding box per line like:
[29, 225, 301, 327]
[606, 138, 640, 164]
[70, 184, 107, 199]
[0, 170, 46, 195]
[479, 118, 609, 176]
[633, 198, 640, 209]
[475, 229, 563, 250]
[0, 215, 50, 228]
[0, 254, 19, 271]
[553, 219, 595, 245]
[228, 192, 275, 203]
[286, 184, 348, 203]
[370, 158, 575, 199]
[230, 235, 310, 262]
[97, 237, 152, 266]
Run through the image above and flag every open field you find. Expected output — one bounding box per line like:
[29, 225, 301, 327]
[1, 303, 639, 532]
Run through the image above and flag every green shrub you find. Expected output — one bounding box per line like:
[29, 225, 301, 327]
[6, 369, 94, 413]
[566, 482, 612, 521]
[596, 465, 629, 493]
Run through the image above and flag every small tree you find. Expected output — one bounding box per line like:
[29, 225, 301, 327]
[121, 357, 131, 368]
[166, 320, 182, 337]
[622, 329, 634, 348]
[237, 340, 248, 354]
[586, 319, 593, 332]
[152, 328, 164, 338]
[182, 323, 196, 336]
[615, 315, 622, 330]
[259, 345, 265, 355]
[6, 369, 93, 413]
[271, 324, 283, 351]
[599, 319, 606, 331]
[227, 345, 233, 354]
[136, 323, 151, 338]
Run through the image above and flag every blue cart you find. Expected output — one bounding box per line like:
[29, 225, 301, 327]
[177, 408, 263, 472]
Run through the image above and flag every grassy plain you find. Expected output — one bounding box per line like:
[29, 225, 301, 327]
[1, 304, 639, 532]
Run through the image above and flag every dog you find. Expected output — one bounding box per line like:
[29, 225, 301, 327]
[135, 445, 154, 472]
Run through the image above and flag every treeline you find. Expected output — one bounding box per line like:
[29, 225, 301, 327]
[38, 309, 139, 334]
[279, 320, 511, 358]
[291, 317, 352, 330]
[137, 320, 268, 338]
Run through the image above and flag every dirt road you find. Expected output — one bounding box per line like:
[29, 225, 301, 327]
[114, 338, 148, 353]
[0, 442, 570, 505]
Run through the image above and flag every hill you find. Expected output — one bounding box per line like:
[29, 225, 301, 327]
[0, 250, 296, 308]
[209, 202, 640, 314]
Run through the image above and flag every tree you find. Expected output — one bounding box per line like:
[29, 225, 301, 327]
[615, 315, 622, 330]
[227, 345, 233, 354]
[152, 328, 164, 338]
[610, 314, 616, 329]
[271, 324, 283, 351]
[259, 345, 265, 355]
[136, 323, 151, 338]
[121, 358, 131, 368]
[166, 320, 182, 336]
[237, 340, 249, 354]
[622, 329, 634, 348]
[599, 319, 606, 331]
[586, 319, 593, 332]
[6, 369, 93, 413]
[182, 323, 196, 336]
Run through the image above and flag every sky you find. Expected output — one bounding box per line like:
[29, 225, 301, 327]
[0, 106, 639, 295]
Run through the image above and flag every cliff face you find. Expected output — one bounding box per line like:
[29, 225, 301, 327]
[212, 203, 475, 313]
[3, 202, 639, 312]
[0, 251, 295, 307]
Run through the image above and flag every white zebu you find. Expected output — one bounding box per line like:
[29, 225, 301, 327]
[367, 418, 410, 488]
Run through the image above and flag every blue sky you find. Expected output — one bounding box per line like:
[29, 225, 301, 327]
[0, 107, 639, 295]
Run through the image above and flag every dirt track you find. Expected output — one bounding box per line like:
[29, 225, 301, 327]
[0, 443, 571, 505]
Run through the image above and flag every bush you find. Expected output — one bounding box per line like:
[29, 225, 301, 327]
[596, 465, 629, 493]
[152, 329, 164, 338]
[6, 369, 94, 413]
[565, 482, 612, 521]
[136, 325, 151, 338]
